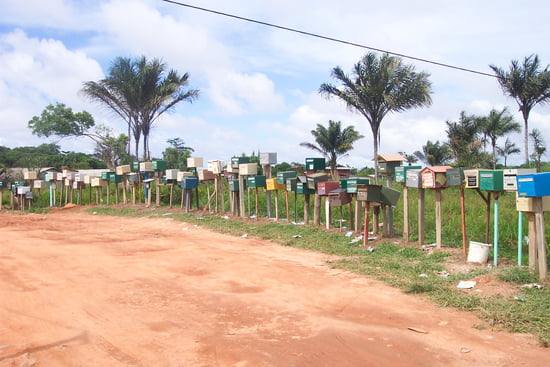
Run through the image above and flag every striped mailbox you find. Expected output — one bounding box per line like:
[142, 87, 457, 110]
[517, 172, 550, 197]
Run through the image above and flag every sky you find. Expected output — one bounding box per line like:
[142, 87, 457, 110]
[1, 0, 550, 169]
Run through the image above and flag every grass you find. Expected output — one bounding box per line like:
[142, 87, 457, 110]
[88, 205, 550, 346]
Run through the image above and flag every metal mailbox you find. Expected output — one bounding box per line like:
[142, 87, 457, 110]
[356, 184, 383, 202]
[56, 172, 64, 181]
[297, 181, 315, 194]
[464, 169, 484, 189]
[231, 157, 250, 169]
[286, 178, 297, 192]
[405, 169, 422, 188]
[23, 171, 37, 180]
[152, 160, 167, 170]
[421, 166, 451, 189]
[139, 162, 154, 172]
[187, 157, 203, 168]
[503, 168, 536, 191]
[305, 157, 326, 171]
[101, 171, 112, 180]
[517, 172, 550, 197]
[116, 165, 131, 175]
[446, 167, 464, 187]
[306, 172, 329, 190]
[395, 166, 422, 183]
[45, 172, 56, 182]
[72, 181, 86, 189]
[239, 163, 257, 176]
[127, 173, 139, 183]
[378, 161, 401, 175]
[266, 178, 285, 191]
[17, 186, 31, 195]
[479, 170, 504, 192]
[0, 180, 7, 189]
[260, 152, 277, 165]
[180, 176, 198, 189]
[198, 169, 215, 181]
[132, 161, 140, 172]
[317, 181, 340, 196]
[247, 175, 266, 188]
[33, 180, 45, 189]
[109, 174, 123, 183]
[381, 186, 401, 206]
[346, 177, 371, 193]
[177, 171, 194, 181]
[277, 171, 297, 184]
[328, 188, 351, 206]
[228, 179, 244, 192]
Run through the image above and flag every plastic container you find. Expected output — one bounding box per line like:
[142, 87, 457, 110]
[467, 241, 492, 264]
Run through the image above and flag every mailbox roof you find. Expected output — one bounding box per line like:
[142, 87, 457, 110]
[421, 165, 452, 174]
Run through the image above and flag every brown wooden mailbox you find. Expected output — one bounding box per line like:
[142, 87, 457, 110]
[317, 181, 340, 196]
[23, 171, 37, 180]
[328, 188, 351, 206]
[198, 169, 215, 181]
[116, 165, 131, 175]
[421, 166, 452, 189]
[516, 193, 550, 212]
[207, 160, 223, 174]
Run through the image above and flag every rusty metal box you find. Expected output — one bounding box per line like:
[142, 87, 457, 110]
[317, 181, 340, 196]
[328, 189, 351, 206]
[198, 169, 215, 181]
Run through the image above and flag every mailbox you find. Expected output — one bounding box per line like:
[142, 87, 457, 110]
[378, 161, 402, 175]
[17, 186, 31, 195]
[64, 178, 72, 187]
[516, 193, 550, 212]
[198, 169, 215, 181]
[180, 176, 198, 189]
[177, 171, 194, 181]
[187, 157, 203, 168]
[109, 174, 122, 183]
[266, 178, 285, 191]
[517, 172, 550, 197]
[139, 162, 154, 172]
[247, 175, 266, 188]
[395, 166, 422, 183]
[231, 157, 250, 169]
[446, 167, 464, 187]
[101, 171, 112, 180]
[464, 169, 485, 189]
[228, 179, 244, 192]
[503, 168, 536, 191]
[0, 180, 7, 189]
[356, 184, 383, 202]
[317, 181, 340, 196]
[306, 172, 329, 190]
[152, 160, 167, 170]
[207, 160, 223, 174]
[23, 171, 37, 180]
[127, 173, 139, 183]
[405, 169, 422, 188]
[73, 181, 86, 189]
[132, 161, 140, 172]
[116, 165, 131, 175]
[45, 172, 54, 182]
[286, 178, 297, 192]
[165, 169, 179, 180]
[297, 181, 315, 194]
[277, 171, 297, 185]
[381, 186, 401, 206]
[33, 180, 47, 189]
[260, 152, 277, 165]
[328, 188, 351, 206]
[305, 157, 326, 171]
[421, 166, 451, 189]
[91, 178, 107, 187]
[56, 172, 63, 181]
[346, 177, 370, 193]
[239, 163, 257, 176]
[479, 170, 504, 192]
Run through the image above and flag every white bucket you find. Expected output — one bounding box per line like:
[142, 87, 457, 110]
[467, 241, 492, 264]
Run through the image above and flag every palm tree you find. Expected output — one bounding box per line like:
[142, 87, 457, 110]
[81, 56, 199, 160]
[320, 52, 432, 183]
[299, 120, 363, 178]
[490, 55, 550, 165]
[496, 138, 520, 167]
[530, 128, 547, 172]
[446, 111, 485, 167]
[413, 140, 452, 166]
[477, 107, 521, 169]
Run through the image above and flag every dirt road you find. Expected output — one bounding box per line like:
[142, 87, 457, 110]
[0, 208, 547, 366]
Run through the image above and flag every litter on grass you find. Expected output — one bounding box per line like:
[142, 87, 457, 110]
[457, 280, 476, 289]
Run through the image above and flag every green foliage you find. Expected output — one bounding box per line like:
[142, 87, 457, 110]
[478, 108, 521, 169]
[0, 144, 105, 169]
[28, 102, 95, 138]
[163, 138, 194, 170]
[414, 140, 452, 165]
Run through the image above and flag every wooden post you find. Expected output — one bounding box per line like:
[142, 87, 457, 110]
[155, 176, 160, 207]
[533, 198, 547, 280]
[274, 190, 280, 220]
[206, 182, 211, 211]
[348, 199, 354, 231]
[435, 189, 442, 248]
[460, 185, 467, 254]
[255, 188, 259, 220]
[382, 204, 388, 237]
[354, 198, 361, 233]
[132, 184, 136, 205]
[214, 176, 219, 212]
[418, 188, 425, 246]
[373, 206, 380, 234]
[285, 190, 290, 221]
[169, 184, 174, 209]
[403, 185, 409, 242]
[106, 182, 110, 205]
[325, 196, 331, 230]
[239, 175, 246, 218]
[528, 213, 537, 272]
[313, 194, 321, 226]
[362, 202, 370, 247]
[115, 182, 119, 205]
[387, 175, 394, 236]
[122, 177, 127, 204]
[264, 165, 272, 218]
[304, 194, 310, 223]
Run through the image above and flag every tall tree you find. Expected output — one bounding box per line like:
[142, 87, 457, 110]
[81, 56, 199, 160]
[162, 138, 194, 170]
[320, 52, 432, 182]
[530, 128, 547, 172]
[490, 55, 550, 164]
[496, 138, 520, 167]
[299, 120, 363, 178]
[477, 107, 521, 169]
[413, 140, 452, 166]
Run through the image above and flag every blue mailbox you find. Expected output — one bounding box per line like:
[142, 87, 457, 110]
[180, 176, 198, 189]
[517, 172, 550, 197]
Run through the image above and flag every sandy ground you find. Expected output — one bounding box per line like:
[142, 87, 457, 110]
[0, 207, 548, 367]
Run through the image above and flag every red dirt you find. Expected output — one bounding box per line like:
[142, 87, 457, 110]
[0, 208, 548, 366]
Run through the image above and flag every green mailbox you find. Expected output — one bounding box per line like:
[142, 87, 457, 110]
[101, 171, 112, 180]
[0, 180, 7, 189]
[356, 184, 383, 203]
[231, 156, 250, 169]
[297, 181, 315, 194]
[109, 174, 122, 183]
[395, 166, 422, 183]
[305, 157, 326, 171]
[276, 171, 297, 185]
[229, 179, 245, 192]
[247, 175, 266, 188]
[346, 177, 371, 193]
[152, 160, 167, 170]
[132, 161, 140, 172]
[446, 167, 464, 187]
[479, 170, 504, 192]
[286, 178, 297, 192]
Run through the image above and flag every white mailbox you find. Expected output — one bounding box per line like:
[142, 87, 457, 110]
[187, 157, 204, 168]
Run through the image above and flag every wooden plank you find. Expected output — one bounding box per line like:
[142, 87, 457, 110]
[418, 188, 425, 246]
[403, 185, 409, 243]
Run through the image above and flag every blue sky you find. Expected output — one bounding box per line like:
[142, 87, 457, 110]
[1, 0, 550, 168]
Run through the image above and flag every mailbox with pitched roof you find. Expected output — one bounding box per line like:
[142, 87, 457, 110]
[421, 166, 452, 189]
[374, 154, 407, 175]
